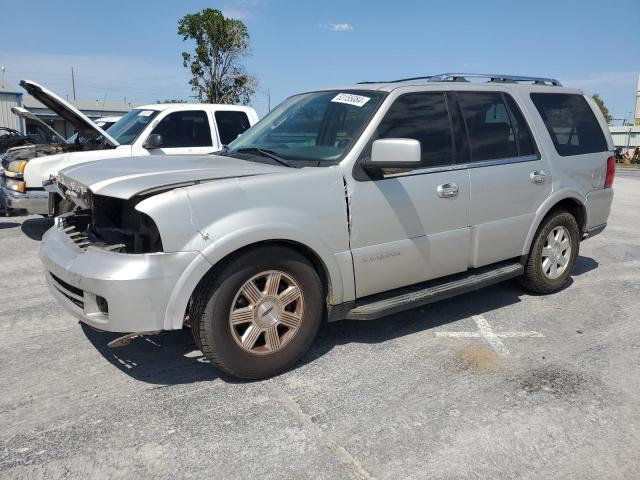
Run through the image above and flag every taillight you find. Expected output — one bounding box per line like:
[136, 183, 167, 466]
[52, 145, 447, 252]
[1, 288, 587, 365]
[604, 156, 615, 189]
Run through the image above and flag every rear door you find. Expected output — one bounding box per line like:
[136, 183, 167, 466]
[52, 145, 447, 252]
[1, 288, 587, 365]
[214, 110, 252, 146]
[347, 91, 471, 298]
[458, 91, 552, 267]
[145, 110, 218, 155]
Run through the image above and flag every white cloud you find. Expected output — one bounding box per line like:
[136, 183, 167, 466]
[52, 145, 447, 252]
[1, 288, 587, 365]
[327, 23, 353, 32]
[222, 8, 249, 20]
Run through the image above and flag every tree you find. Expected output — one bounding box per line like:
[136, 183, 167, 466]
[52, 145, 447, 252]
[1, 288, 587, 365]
[178, 8, 257, 105]
[592, 94, 612, 124]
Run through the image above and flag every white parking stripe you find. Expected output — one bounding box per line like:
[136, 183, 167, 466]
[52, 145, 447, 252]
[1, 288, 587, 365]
[435, 314, 544, 356]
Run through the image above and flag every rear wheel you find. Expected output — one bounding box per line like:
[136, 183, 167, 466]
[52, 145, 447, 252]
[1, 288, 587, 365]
[519, 210, 579, 294]
[191, 246, 324, 379]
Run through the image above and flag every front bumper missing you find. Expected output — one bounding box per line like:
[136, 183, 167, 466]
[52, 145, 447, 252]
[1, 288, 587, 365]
[40, 218, 201, 333]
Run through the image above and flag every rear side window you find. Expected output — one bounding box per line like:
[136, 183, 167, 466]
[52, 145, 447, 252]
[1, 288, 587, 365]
[151, 110, 213, 148]
[376, 92, 452, 168]
[215, 111, 251, 145]
[530, 93, 607, 156]
[457, 92, 519, 162]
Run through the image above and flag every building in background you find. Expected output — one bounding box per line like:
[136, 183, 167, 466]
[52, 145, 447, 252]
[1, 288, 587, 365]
[0, 86, 25, 133]
[610, 74, 640, 154]
[21, 97, 137, 138]
[1, 82, 137, 138]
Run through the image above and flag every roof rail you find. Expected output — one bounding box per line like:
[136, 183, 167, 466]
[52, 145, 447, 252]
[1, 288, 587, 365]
[358, 73, 562, 86]
[429, 73, 562, 86]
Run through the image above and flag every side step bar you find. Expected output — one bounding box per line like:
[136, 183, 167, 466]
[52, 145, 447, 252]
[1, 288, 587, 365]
[342, 260, 524, 321]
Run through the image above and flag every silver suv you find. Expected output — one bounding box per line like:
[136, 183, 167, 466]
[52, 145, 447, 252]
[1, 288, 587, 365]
[40, 73, 615, 379]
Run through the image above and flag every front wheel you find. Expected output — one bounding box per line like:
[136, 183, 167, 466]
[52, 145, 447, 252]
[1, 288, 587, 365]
[519, 210, 579, 294]
[191, 246, 324, 379]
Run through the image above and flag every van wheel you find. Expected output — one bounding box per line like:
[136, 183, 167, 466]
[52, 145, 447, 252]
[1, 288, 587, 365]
[519, 210, 579, 294]
[191, 246, 324, 379]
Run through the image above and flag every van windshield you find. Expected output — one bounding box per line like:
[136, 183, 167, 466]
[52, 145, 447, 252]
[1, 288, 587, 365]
[105, 109, 160, 145]
[227, 90, 385, 164]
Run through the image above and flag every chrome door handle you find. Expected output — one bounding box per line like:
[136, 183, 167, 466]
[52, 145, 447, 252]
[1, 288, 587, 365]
[530, 170, 547, 184]
[437, 182, 459, 198]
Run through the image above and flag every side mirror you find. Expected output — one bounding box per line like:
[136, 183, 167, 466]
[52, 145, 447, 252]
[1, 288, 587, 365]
[143, 133, 163, 149]
[364, 138, 422, 174]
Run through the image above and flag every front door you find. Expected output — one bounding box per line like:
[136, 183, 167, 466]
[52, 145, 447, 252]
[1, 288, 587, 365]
[346, 92, 471, 298]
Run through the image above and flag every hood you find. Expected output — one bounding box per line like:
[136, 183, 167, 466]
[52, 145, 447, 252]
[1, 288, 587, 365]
[20, 80, 119, 147]
[58, 155, 289, 200]
[11, 106, 67, 143]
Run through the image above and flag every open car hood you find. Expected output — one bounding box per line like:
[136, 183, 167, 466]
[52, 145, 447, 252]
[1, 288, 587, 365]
[57, 154, 290, 200]
[19, 80, 119, 147]
[11, 106, 67, 143]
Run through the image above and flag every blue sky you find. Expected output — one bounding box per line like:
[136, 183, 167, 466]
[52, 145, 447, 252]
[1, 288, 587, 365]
[1, 0, 638, 120]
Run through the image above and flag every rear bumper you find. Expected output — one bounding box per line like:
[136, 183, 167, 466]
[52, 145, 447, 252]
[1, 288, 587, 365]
[40, 219, 201, 333]
[0, 184, 49, 215]
[585, 188, 613, 234]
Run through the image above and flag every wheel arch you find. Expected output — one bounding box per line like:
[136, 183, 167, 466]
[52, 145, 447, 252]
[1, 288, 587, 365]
[163, 237, 347, 331]
[522, 191, 587, 256]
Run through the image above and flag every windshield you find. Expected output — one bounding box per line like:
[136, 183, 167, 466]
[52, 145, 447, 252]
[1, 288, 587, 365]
[228, 90, 385, 164]
[105, 109, 160, 145]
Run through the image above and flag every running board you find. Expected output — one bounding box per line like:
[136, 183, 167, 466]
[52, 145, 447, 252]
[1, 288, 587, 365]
[343, 260, 524, 321]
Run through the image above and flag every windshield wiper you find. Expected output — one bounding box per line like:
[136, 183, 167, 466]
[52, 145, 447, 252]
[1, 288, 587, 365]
[235, 147, 291, 168]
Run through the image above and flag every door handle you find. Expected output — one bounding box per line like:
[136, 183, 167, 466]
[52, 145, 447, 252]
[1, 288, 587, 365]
[437, 182, 459, 198]
[530, 170, 547, 184]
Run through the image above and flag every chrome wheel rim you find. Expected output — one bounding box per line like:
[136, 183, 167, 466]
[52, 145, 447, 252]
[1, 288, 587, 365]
[229, 270, 304, 355]
[541, 226, 571, 280]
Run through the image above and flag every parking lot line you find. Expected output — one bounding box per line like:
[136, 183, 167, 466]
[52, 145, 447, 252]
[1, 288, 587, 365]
[435, 314, 544, 356]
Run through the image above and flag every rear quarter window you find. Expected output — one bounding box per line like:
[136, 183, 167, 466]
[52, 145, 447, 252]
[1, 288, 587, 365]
[530, 93, 607, 156]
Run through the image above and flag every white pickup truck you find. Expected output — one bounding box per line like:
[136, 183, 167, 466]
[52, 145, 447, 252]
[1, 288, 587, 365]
[1, 80, 258, 215]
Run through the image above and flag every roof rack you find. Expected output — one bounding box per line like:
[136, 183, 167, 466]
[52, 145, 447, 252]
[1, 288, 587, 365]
[358, 73, 562, 87]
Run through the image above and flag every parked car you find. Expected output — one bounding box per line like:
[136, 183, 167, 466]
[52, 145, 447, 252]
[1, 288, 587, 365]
[1, 80, 123, 215]
[40, 73, 614, 379]
[37, 100, 257, 215]
[1, 80, 258, 216]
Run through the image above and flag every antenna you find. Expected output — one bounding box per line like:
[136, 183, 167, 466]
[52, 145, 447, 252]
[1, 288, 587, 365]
[71, 67, 76, 101]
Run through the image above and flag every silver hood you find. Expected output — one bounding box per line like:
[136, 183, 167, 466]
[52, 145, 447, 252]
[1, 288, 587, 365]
[58, 155, 289, 200]
[11, 106, 67, 143]
[20, 80, 119, 147]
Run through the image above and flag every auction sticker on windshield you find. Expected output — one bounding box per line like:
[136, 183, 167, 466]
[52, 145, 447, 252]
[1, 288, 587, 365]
[331, 93, 371, 107]
[138, 110, 154, 117]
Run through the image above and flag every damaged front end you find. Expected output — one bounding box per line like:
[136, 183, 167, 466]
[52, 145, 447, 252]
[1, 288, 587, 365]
[58, 176, 163, 254]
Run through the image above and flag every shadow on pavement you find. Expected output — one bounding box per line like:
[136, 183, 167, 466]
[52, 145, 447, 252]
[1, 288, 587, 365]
[573, 255, 599, 276]
[83, 278, 533, 385]
[21, 217, 54, 241]
[0, 222, 20, 229]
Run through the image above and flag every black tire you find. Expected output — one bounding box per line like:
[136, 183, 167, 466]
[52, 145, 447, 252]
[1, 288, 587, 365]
[191, 246, 324, 379]
[519, 209, 579, 294]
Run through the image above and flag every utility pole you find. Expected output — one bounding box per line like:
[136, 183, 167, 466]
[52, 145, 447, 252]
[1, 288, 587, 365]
[71, 67, 76, 101]
[1, 66, 5, 88]
[267, 88, 271, 112]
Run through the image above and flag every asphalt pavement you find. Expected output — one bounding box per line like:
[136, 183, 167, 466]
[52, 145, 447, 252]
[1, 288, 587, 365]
[1, 176, 639, 479]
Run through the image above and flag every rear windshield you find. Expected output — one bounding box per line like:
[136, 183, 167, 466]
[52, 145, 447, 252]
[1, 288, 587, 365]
[530, 93, 607, 156]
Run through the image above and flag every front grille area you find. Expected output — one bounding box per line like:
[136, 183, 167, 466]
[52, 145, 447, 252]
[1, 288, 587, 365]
[50, 272, 85, 309]
[59, 215, 91, 251]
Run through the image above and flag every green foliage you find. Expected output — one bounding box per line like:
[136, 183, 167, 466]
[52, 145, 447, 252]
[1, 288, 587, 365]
[178, 8, 257, 105]
[592, 94, 612, 124]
